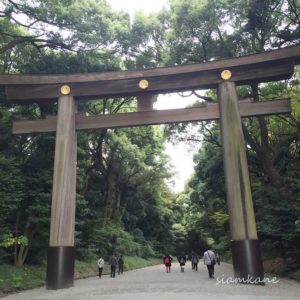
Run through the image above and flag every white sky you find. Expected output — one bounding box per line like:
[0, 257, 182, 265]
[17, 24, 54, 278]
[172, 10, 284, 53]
[155, 94, 199, 193]
[108, 0, 198, 192]
[108, 0, 170, 16]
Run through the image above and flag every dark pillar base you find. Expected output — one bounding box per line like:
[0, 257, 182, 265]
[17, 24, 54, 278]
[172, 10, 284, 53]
[46, 246, 75, 290]
[231, 239, 264, 284]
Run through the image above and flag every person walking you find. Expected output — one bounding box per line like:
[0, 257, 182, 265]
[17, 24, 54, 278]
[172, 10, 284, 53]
[178, 254, 186, 272]
[215, 252, 221, 265]
[189, 253, 194, 270]
[97, 255, 104, 279]
[191, 253, 199, 271]
[203, 248, 216, 279]
[163, 254, 172, 273]
[109, 253, 118, 278]
[118, 255, 124, 275]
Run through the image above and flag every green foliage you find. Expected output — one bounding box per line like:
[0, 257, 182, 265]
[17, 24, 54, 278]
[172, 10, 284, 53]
[253, 178, 300, 258]
[0, 154, 24, 229]
[289, 269, 300, 282]
[93, 223, 142, 256]
[211, 212, 229, 227]
[0, 234, 28, 248]
[0, 264, 45, 295]
[1, 0, 130, 66]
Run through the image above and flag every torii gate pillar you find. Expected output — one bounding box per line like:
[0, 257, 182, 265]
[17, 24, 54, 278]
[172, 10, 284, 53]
[46, 95, 77, 289]
[218, 80, 264, 282]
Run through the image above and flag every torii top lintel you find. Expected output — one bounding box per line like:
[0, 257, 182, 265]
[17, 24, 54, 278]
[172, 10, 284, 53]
[1, 45, 300, 103]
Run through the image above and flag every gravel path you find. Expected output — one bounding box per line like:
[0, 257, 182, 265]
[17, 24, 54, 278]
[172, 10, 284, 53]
[2, 261, 300, 300]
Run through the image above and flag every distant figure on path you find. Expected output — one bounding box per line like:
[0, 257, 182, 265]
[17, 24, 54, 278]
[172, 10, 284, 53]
[118, 255, 124, 275]
[163, 254, 172, 273]
[97, 255, 104, 279]
[188, 253, 193, 270]
[215, 252, 221, 265]
[109, 253, 118, 278]
[203, 248, 216, 279]
[178, 254, 186, 272]
[191, 253, 199, 271]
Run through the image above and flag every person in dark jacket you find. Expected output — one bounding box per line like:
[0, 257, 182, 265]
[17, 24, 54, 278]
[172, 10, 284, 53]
[191, 253, 199, 271]
[178, 254, 186, 272]
[109, 253, 118, 278]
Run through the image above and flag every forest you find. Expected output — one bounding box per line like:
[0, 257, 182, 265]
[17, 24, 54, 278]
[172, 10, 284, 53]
[0, 0, 299, 286]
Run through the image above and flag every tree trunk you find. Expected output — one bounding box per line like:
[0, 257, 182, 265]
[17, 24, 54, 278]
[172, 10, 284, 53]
[242, 84, 284, 188]
[15, 214, 31, 267]
[119, 202, 127, 222]
[115, 190, 121, 218]
[103, 170, 115, 225]
[14, 214, 19, 265]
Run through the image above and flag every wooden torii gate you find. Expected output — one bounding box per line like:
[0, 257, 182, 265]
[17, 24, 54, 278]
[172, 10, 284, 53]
[1, 45, 300, 289]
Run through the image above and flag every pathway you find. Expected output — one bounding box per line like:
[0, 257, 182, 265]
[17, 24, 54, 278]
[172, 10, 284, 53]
[3, 261, 300, 300]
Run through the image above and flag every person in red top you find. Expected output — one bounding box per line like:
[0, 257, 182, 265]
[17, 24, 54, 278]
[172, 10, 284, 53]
[163, 254, 172, 273]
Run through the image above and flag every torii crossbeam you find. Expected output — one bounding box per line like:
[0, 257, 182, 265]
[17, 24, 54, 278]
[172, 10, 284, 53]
[2, 45, 300, 289]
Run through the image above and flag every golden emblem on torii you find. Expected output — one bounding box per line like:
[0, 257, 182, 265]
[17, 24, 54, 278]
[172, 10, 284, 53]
[139, 79, 149, 89]
[221, 70, 232, 80]
[60, 85, 71, 95]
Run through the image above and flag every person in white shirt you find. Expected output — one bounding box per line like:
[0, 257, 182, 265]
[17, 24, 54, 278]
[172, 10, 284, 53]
[203, 248, 216, 278]
[97, 255, 104, 278]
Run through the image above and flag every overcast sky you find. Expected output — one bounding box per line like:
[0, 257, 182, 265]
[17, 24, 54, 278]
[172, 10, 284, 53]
[108, 0, 170, 16]
[107, 0, 198, 192]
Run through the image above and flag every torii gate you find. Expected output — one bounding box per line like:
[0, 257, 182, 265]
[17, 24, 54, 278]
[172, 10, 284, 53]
[1, 45, 300, 289]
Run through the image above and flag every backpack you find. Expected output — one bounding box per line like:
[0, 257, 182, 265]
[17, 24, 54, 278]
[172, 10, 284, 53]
[165, 257, 170, 264]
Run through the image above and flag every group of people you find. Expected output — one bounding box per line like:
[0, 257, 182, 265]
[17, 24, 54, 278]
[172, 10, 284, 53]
[163, 248, 220, 279]
[98, 249, 220, 279]
[97, 254, 125, 279]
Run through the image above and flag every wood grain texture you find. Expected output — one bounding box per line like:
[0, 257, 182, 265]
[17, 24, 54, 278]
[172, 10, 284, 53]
[49, 96, 77, 246]
[12, 99, 291, 134]
[218, 81, 258, 241]
[4, 60, 294, 102]
[137, 94, 154, 111]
